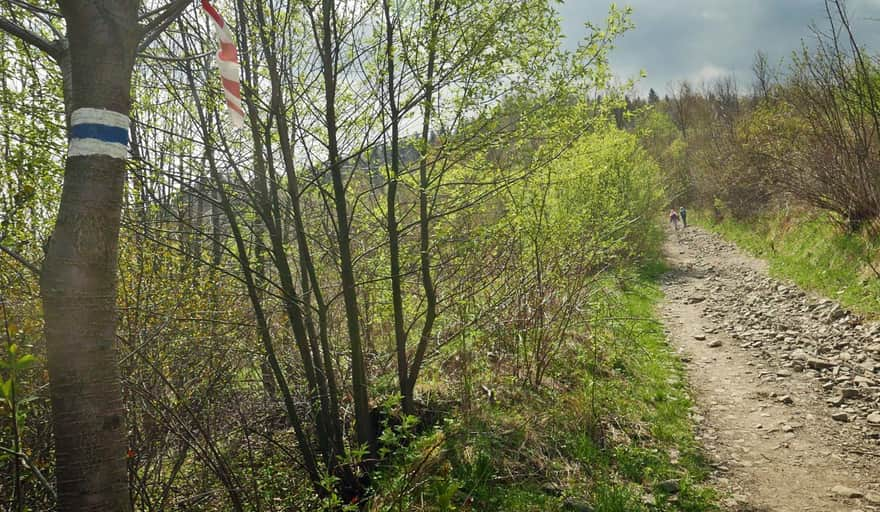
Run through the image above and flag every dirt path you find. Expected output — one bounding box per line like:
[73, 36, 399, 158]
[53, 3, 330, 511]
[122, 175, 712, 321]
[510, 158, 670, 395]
[660, 227, 880, 512]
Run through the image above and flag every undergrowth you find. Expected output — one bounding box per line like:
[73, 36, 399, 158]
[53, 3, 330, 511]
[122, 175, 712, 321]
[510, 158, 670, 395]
[697, 209, 880, 317]
[366, 260, 717, 511]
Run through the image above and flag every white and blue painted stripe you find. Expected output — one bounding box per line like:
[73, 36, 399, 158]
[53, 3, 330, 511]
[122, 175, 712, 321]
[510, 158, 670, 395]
[68, 108, 130, 160]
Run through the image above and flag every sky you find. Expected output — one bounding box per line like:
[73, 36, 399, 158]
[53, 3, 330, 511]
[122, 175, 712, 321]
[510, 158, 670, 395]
[557, 0, 880, 97]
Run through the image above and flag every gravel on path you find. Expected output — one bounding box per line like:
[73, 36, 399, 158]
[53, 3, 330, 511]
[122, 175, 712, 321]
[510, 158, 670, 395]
[661, 227, 880, 512]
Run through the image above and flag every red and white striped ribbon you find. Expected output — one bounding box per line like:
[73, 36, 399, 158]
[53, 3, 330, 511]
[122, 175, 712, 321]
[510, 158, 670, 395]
[201, 0, 244, 127]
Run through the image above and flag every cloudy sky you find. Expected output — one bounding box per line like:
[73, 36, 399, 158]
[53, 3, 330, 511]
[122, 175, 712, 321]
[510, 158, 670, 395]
[557, 0, 880, 96]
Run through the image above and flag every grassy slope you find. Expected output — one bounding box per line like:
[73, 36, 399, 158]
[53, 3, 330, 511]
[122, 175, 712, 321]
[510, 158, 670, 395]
[695, 210, 880, 317]
[371, 261, 717, 512]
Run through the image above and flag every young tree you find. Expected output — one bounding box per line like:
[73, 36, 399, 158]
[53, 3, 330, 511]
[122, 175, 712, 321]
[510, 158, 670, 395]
[103, 0, 635, 504]
[752, 50, 773, 101]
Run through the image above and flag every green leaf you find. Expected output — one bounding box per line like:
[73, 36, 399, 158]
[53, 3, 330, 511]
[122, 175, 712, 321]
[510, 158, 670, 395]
[14, 354, 36, 370]
[0, 379, 11, 401]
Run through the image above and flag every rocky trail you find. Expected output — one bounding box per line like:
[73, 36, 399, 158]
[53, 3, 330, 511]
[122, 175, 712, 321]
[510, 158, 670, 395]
[660, 227, 880, 511]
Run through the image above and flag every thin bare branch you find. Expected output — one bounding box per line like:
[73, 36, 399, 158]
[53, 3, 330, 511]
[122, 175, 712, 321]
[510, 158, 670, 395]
[0, 16, 60, 60]
[140, 50, 211, 63]
[138, 0, 191, 53]
[0, 243, 40, 276]
[6, 0, 60, 18]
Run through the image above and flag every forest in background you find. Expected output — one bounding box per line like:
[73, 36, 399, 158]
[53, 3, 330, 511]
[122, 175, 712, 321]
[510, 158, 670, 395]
[633, 0, 880, 317]
[1, 0, 878, 510]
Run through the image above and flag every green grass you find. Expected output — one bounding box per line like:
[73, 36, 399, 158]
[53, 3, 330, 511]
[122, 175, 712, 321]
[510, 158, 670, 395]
[695, 209, 880, 317]
[369, 260, 718, 511]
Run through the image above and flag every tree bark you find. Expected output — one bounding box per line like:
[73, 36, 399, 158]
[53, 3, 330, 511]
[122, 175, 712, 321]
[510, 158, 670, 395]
[41, 2, 139, 510]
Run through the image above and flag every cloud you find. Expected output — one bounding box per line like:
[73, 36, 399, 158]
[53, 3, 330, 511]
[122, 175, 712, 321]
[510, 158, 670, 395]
[556, 0, 880, 96]
[691, 64, 731, 84]
[699, 8, 727, 21]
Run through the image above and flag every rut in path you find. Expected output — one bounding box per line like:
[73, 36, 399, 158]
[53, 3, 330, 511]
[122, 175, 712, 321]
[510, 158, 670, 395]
[660, 227, 880, 512]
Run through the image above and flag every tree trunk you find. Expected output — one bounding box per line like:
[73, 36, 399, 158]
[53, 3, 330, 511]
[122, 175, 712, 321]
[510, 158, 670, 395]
[381, 0, 410, 418]
[319, 0, 375, 452]
[41, 2, 139, 510]
[404, 0, 443, 415]
[249, 0, 346, 462]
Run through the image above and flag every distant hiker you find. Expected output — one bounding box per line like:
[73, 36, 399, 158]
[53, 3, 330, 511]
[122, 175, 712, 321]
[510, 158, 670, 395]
[669, 209, 680, 230]
[679, 206, 688, 228]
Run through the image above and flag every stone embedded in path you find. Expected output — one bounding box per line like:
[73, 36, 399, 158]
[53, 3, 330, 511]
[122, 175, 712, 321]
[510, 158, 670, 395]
[693, 334, 706, 341]
[708, 339, 722, 348]
[790, 349, 809, 361]
[839, 388, 861, 399]
[831, 412, 850, 422]
[830, 485, 863, 498]
[807, 358, 835, 370]
[867, 412, 880, 425]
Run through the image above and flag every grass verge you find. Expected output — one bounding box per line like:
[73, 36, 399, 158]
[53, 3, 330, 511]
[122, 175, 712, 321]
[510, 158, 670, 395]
[695, 209, 880, 317]
[368, 260, 717, 511]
